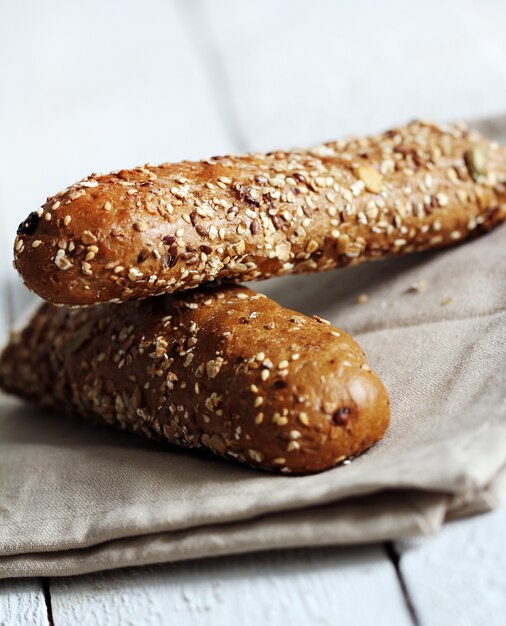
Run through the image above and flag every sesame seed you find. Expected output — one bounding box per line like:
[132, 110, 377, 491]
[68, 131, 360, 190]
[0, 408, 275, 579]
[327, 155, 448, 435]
[298, 412, 310, 426]
[278, 360, 289, 369]
[31, 240, 42, 248]
[55, 255, 72, 270]
[254, 396, 263, 408]
[261, 369, 270, 381]
[436, 193, 448, 206]
[306, 240, 319, 254]
[81, 261, 92, 275]
[171, 186, 188, 199]
[249, 449, 263, 463]
[272, 415, 288, 426]
[273, 457, 286, 465]
[313, 315, 331, 325]
[407, 279, 428, 293]
[128, 267, 143, 280]
[254, 413, 264, 425]
[81, 231, 97, 245]
[81, 179, 98, 188]
[64, 216, 72, 226]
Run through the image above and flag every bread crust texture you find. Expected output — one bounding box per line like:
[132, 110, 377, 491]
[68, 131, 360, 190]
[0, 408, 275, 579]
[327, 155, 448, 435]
[0, 285, 390, 474]
[14, 120, 506, 305]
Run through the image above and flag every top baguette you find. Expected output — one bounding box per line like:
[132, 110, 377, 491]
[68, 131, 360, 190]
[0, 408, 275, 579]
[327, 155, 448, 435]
[14, 120, 506, 305]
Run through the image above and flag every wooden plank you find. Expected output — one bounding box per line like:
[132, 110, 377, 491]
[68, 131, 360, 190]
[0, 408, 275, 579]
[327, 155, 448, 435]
[200, 0, 506, 150]
[50, 546, 413, 626]
[397, 506, 506, 626]
[0, 579, 49, 626]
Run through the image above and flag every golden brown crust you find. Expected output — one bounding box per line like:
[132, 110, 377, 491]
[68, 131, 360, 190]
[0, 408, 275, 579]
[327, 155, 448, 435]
[0, 285, 390, 474]
[13, 120, 506, 305]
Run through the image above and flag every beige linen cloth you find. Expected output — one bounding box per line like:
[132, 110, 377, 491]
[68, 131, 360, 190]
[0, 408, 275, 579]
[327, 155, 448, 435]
[1, 121, 506, 580]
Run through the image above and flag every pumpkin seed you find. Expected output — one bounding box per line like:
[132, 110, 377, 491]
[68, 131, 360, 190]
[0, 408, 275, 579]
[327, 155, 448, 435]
[357, 165, 383, 193]
[464, 147, 487, 179]
[67, 321, 95, 353]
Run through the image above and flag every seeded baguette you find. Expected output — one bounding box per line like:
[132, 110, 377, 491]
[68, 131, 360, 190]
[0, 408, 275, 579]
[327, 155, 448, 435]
[0, 285, 389, 474]
[14, 120, 506, 305]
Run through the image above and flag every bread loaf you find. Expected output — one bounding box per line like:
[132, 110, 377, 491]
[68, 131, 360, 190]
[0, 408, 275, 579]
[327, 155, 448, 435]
[0, 285, 389, 474]
[13, 120, 506, 305]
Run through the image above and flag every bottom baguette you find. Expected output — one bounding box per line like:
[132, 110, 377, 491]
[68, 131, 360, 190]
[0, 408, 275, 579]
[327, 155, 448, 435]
[0, 285, 390, 474]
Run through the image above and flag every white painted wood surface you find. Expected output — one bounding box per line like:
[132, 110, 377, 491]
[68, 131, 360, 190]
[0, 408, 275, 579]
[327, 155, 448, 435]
[0, 0, 237, 322]
[0, 580, 48, 626]
[1, 0, 505, 624]
[201, 0, 506, 150]
[49, 546, 412, 626]
[398, 504, 506, 626]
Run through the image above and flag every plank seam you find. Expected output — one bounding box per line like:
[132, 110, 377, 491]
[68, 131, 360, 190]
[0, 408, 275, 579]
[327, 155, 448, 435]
[385, 543, 421, 626]
[175, 0, 250, 153]
[42, 578, 54, 626]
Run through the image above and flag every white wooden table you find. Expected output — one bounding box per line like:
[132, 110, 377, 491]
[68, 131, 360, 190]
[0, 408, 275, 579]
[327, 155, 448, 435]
[1, 1, 506, 623]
